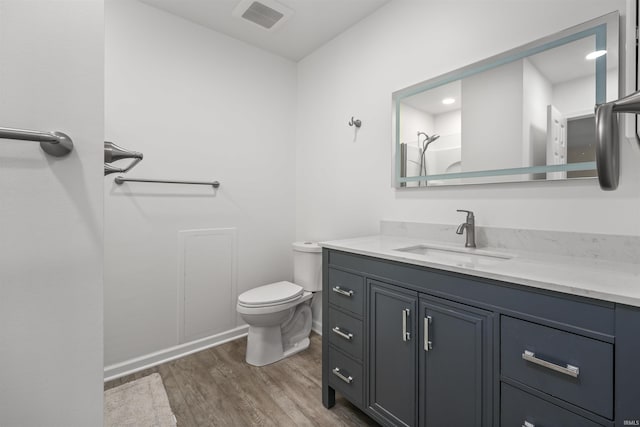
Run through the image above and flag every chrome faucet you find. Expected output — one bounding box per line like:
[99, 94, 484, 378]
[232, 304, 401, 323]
[456, 210, 476, 248]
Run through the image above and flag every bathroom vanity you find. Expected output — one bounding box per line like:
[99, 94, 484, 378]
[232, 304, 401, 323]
[321, 229, 640, 427]
[321, 6, 640, 425]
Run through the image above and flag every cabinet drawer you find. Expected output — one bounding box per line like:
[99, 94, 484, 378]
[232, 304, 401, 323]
[501, 316, 613, 419]
[328, 308, 363, 361]
[501, 383, 604, 427]
[328, 347, 363, 407]
[328, 268, 364, 316]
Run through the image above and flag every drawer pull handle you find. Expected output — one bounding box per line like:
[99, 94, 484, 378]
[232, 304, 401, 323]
[332, 326, 354, 341]
[402, 308, 411, 341]
[522, 350, 580, 378]
[332, 286, 354, 297]
[424, 316, 432, 351]
[522, 421, 535, 427]
[332, 367, 353, 384]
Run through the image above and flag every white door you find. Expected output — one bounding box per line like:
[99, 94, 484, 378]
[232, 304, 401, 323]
[0, 2, 104, 426]
[546, 105, 568, 180]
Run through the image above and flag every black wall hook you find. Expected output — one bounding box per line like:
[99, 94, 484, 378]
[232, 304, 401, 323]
[348, 116, 362, 128]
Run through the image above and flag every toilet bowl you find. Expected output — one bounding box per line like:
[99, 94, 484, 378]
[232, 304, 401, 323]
[237, 242, 322, 366]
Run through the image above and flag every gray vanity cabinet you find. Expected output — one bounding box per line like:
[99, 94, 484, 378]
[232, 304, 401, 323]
[366, 283, 493, 427]
[368, 281, 417, 427]
[419, 296, 493, 427]
[322, 248, 640, 427]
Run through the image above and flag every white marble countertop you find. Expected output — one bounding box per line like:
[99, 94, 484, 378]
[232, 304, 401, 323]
[320, 234, 640, 307]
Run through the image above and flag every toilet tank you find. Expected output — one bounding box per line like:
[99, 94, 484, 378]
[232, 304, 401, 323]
[292, 242, 322, 292]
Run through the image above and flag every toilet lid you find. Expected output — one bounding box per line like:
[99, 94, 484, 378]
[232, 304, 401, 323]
[292, 241, 321, 253]
[238, 281, 304, 307]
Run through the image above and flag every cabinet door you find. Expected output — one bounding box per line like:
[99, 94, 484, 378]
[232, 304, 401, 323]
[419, 296, 493, 427]
[369, 281, 418, 427]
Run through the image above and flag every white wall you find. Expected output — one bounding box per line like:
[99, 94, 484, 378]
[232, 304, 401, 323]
[296, 0, 639, 245]
[399, 104, 434, 177]
[553, 69, 619, 116]
[104, 0, 297, 367]
[434, 110, 462, 139]
[400, 104, 435, 145]
[522, 58, 552, 171]
[462, 59, 524, 174]
[0, 1, 104, 425]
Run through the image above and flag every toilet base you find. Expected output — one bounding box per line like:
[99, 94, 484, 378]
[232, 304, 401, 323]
[244, 303, 313, 367]
[283, 337, 310, 358]
[245, 331, 311, 367]
[245, 325, 285, 366]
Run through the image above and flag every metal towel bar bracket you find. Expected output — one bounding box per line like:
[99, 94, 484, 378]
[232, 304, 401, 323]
[0, 126, 74, 157]
[104, 141, 143, 176]
[114, 177, 220, 189]
[104, 157, 143, 176]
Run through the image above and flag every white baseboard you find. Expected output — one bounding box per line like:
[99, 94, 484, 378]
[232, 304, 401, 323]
[104, 325, 249, 382]
[312, 319, 322, 336]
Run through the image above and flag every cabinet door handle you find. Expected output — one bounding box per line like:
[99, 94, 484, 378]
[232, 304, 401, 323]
[522, 421, 535, 427]
[331, 326, 353, 341]
[424, 316, 432, 351]
[522, 350, 580, 378]
[332, 367, 353, 384]
[402, 308, 411, 341]
[332, 286, 354, 297]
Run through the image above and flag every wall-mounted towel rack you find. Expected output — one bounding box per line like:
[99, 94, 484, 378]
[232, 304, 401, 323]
[0, 126, 74, 157]
[114, 177, 220, 189]
[104, 141, 143, 176]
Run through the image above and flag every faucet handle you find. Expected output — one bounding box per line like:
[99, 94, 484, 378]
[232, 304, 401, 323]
[457, 209, 474, 218]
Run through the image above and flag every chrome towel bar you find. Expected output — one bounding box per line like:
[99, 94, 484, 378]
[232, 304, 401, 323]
[114, 177, 220, 188]
[0, 126, 73, 157]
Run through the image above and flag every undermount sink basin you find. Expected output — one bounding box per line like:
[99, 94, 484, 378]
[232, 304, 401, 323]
[394, 244, 513, 267]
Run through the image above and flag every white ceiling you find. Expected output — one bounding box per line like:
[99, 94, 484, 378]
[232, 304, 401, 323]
[403, 81, 462, 116]
[403, 34, 618, 116]
[139, 0, 391, 61]
[528, 35, 613, 85]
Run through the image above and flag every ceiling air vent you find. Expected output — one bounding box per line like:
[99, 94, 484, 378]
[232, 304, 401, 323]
[232, 0, 293, 31]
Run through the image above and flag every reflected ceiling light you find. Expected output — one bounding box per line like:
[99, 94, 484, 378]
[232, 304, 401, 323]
[442, 97, 456, 105]
[586, 50, 607, 60]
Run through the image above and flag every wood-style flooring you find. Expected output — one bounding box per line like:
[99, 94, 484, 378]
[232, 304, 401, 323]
[104, 333, 378, 426]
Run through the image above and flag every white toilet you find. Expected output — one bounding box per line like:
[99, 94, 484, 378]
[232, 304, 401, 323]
[236, 241, 322, 366]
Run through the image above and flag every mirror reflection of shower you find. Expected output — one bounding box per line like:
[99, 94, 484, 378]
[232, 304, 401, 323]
[417, 131, 440, 186]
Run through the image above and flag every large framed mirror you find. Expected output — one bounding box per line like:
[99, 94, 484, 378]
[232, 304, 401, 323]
[393, 12, 619, 188]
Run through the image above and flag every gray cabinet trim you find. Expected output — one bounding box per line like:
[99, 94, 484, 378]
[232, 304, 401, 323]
[328, 307, 363, 361]
[501, 378, 614, 426]
[614, 304, 640, 427]
[327, 249, 614, 341]
[328, 267, 365, 317]
[368, 280, 418, 427]
[501, 316, 613, 419]
[501, 382, 609, 427]
[328, 346, 364, 406]
[418, 295, 494, 427]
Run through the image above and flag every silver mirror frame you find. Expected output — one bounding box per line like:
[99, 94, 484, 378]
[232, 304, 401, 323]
[392, 11, 620, 188]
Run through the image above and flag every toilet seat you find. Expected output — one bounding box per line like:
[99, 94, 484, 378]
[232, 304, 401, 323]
[238, 281, 303, 308]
